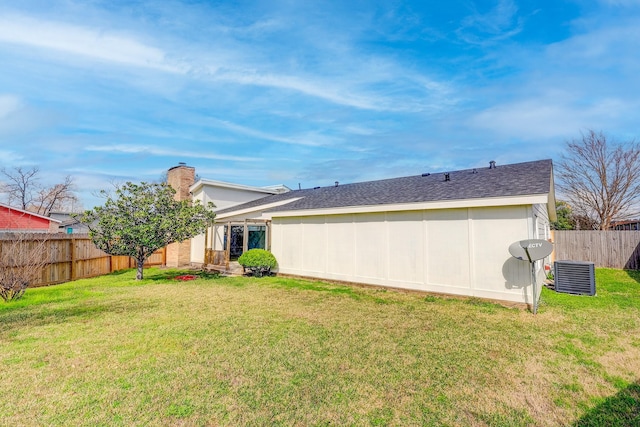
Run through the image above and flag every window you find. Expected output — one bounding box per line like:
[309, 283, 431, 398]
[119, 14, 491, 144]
[223, 224, 267, 259]
[248, 225, 266, 250]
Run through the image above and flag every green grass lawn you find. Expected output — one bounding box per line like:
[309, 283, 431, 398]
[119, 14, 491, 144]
[1, 268, 639, 426]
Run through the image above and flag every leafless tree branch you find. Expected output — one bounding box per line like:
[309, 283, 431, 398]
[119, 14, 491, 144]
[557, 130, 640, 230]
[0, 167, 79, 215]
[0, 166, 39, 210]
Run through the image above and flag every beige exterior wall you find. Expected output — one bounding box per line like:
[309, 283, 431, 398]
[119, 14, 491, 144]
[271, 205, 548, 305]
[190, 184, 278, 264]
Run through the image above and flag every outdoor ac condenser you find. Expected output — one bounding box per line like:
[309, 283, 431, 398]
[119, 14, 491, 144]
[554, 260, 596, 296]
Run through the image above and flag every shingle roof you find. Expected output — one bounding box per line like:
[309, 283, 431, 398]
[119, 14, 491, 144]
[215, 159, 553, 216]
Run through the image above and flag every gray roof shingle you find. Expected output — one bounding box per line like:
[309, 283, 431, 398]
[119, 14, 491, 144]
[215, 159, 553, 216]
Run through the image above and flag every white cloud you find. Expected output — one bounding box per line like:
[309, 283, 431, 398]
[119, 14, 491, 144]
[84, 144, 259, 162]
[545, 22, 640, 70]
[0, 95, 59, 138]
[210, 119, 333, 147]
[0, 95, 21, 119]
[212, 70, 402, 112]
[469, 97, 629, 139]
[0, 14, 186, 73]
[0, 149, 24, 165]
[0, 12, 451, 113]
[456, 0, 523, 45]
[344, 125, 377, 136]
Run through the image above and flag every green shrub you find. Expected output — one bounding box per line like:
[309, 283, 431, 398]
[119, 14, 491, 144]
[237, 249, 277, 277]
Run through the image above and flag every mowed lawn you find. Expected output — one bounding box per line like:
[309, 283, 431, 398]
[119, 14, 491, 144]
[1, 268, 639, 426]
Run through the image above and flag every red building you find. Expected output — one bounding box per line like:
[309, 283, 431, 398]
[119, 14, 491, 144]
[0, 203, 61, 232]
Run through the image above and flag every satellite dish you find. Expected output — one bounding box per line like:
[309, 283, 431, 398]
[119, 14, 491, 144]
[509, 239, 554, 315]
[509, 239, 553, 262]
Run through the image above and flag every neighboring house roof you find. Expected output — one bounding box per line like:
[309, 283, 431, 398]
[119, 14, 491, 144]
[215, 159, 555, 217]
[0, 203, 62, 223]
[49, 212, 91, 232]
[611, 219, 640, 225]
[0, 202, 62, 232]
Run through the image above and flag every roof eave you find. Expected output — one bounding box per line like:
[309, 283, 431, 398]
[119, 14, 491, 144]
[0, 203, 62, 223]
[264, 194, 551, 219]
[215, 197, 304, 220]
[190, 179, 288, 195]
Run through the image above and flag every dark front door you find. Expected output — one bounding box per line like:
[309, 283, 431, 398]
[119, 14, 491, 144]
[228, 225, 244, 259]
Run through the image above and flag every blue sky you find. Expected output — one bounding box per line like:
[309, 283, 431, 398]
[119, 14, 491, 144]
[1, 0, 639, 208]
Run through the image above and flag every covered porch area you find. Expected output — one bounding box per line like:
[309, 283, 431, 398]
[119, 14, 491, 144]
[204, 219, 271, 274]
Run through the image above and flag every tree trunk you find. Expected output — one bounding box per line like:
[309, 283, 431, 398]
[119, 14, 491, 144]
[136, 258, 144, 280]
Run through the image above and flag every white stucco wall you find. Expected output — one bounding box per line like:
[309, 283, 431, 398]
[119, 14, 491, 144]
[190, 184, 277, 263]
[532, 202, 552, 301]
[271, 205, 547, 305]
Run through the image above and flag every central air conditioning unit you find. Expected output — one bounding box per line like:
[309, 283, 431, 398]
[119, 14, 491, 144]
[554, 260, 596, 296]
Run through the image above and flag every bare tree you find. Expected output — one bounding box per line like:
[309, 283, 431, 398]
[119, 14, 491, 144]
[0, 166, 39, 210]
[0, 233, 50, 302]
[32, 175, 78, 215]
[557, 130, 640, 230]
[0, 167, 78, 215]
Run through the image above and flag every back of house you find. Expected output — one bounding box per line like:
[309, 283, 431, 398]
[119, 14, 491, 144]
[191, 159, 556, 306]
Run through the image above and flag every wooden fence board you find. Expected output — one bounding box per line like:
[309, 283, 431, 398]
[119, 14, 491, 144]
[553, 230, 640, 269]
[0, 234, 167, 287]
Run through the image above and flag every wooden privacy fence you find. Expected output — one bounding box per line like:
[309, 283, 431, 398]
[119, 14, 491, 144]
[0, 233, 166, 287]
[553, 230, 640, 270]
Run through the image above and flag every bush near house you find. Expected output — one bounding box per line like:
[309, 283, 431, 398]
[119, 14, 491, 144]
[238, 249, 277, 277]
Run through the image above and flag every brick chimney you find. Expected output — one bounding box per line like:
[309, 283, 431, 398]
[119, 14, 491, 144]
[167, 162, 195, 201]
[165, 163, 196, 267]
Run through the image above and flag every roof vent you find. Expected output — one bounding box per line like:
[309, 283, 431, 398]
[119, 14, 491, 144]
[313, 186, 321, 189]
[472, 169, 478, 174]
[444, 172, 450, 182]
[335, 181, 339, 187]
[421, 173, 430, 177]
[489, 160, 496, 169]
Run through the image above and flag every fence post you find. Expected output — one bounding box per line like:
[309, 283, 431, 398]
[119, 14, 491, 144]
[70, 238, 76, 281]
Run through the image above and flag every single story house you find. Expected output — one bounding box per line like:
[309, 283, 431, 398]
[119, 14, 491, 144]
[0, 203, 61, 232]
[189, 177, 290, 265]
[194, 159, 556, 306]
[611, 220, 640, 231]
[49, 212, 91, 234]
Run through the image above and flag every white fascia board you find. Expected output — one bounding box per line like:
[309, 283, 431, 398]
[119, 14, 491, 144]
[264, 194, 550, 219]
[190, 179, 284, 195]
[215, 197, 304, 220]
